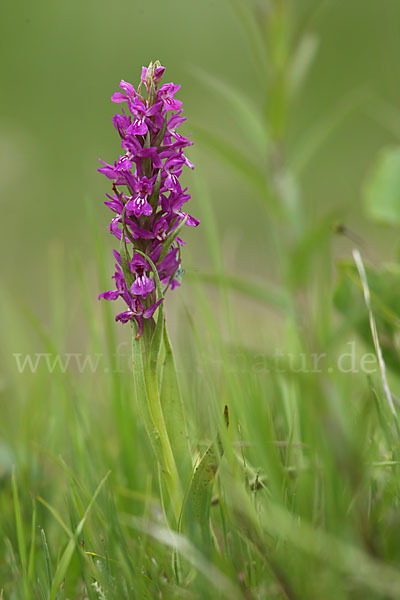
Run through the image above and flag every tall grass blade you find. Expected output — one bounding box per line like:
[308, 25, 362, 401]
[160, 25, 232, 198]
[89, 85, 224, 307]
[28, 499, 36, 581]
[48, 471, 110, 600]
[353, 249, 397, 419]
[11, 468, 30, 598]
[39, 528, 52, 593]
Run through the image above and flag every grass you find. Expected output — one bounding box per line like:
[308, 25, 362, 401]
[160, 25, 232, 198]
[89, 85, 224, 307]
[2, 1, 400, 598]
[2, 207, 400, 599]
[2, 231, 400, 598]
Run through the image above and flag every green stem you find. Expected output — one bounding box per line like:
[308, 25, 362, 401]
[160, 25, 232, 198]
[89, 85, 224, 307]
[144, 362, 183, 519]
[131, 323, 183, 523]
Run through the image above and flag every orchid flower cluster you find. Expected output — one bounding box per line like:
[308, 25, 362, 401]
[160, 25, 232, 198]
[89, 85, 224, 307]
[98, 61, 199, 338]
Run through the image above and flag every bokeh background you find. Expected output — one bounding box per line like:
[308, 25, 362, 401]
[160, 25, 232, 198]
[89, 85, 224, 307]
[2, 0, 400, 358]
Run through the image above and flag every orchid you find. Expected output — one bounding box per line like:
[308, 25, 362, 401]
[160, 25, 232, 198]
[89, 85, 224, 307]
[98, 61, 198, 337]
[98, 62, 198, 526]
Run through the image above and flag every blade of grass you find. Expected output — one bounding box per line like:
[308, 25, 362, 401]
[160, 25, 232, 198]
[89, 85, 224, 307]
[353, 249, 398, 420]
[40, 528, 52, 593]
[11, 468, 30, 599]
[48, 471, 111, 600]
[28, 499, 36, 581]
[125, 515, 242, 600]
[36, 496, 74, 539]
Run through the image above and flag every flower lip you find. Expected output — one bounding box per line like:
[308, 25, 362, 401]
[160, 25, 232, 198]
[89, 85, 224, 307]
[125, 196, 153, 218]
[130, 274, 155, 298]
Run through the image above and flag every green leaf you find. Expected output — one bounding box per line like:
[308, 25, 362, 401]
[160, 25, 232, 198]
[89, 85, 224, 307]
[363, 147, 400, 226]
[133, 326, 183, 522]
[160, 325, 191, 482]
[131, 326, 165, 467]
[181, 406, 229, 543]
[129, 250, 183, 521]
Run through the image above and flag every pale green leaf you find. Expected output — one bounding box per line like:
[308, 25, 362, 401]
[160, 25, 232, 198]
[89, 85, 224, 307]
[160, 326, 191, 482]
[363, 147, 400, 226]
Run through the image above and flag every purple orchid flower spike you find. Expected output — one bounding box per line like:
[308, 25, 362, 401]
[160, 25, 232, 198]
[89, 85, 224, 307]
[98, 60, 199, 338]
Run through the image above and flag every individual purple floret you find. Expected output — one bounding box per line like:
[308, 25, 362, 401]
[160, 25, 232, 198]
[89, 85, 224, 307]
[98, 61, 198, 337]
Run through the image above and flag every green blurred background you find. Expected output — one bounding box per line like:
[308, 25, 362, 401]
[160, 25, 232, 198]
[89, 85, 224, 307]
[1, 0, 400, 347]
